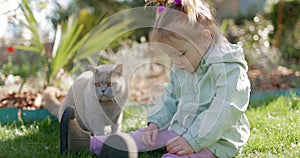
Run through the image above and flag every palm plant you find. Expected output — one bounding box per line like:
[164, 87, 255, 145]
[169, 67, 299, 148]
[15, 0, 131, 89]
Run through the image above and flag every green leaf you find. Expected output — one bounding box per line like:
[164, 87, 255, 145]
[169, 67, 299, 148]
[77, 18, 133, 59]
[49, 20, 90, 80]
[14, 45, 41, 54]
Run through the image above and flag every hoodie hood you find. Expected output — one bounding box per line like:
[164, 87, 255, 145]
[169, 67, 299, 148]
[200, 42, 248, 71]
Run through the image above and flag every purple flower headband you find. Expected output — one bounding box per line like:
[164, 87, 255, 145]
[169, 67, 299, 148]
[157, 0, 182, 13]
[174, 0, 182, 5]
[146, 0, 213, 24]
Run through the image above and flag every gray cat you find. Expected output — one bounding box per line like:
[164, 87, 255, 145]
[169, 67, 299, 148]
[43, 64, 128, 135]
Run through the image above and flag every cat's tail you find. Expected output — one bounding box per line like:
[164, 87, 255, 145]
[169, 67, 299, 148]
[43, 86, 63, 119]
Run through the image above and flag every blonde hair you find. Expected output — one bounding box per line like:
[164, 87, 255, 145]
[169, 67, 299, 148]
[148, 0, 226, 45]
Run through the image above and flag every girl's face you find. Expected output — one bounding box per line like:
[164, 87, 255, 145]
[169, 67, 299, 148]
[151, 6, 214, 73]
[165, 38, 202, 73]
[160, 30, 212, 73]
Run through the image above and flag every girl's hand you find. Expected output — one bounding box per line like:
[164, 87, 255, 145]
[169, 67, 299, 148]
[141, 122, 158, 146]
[166, 136, 194, 156]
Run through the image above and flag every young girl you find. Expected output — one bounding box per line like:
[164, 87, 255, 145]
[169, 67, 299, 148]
[60, 0, 251, 157]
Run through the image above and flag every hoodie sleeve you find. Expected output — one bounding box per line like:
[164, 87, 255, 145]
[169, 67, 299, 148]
[182, 63, 251, 152]
[147, 69, 178, 130]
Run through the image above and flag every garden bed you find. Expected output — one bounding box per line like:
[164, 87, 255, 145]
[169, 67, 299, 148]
[0, 90, 57, 124]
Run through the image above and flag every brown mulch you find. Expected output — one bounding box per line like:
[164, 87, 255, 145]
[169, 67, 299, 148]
[0, 91, 43, 110]
[248, 66, 300, 92]
[0, 90, 66, 110]
[0, 66, 299, 110]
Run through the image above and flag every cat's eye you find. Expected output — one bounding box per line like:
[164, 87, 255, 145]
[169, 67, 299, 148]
[107, 82, 113, 87]
[95, 83, 101, 87]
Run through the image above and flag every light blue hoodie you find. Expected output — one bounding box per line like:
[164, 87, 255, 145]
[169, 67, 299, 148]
[148, 43, 251, 158]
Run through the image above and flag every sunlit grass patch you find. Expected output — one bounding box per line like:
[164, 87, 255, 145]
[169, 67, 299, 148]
[238, 94, 300, 157]
[0, 94, 299, 157]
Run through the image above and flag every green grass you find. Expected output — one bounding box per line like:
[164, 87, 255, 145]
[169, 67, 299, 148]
[0, 95, 299, 158]
[239, 94, 300, 157]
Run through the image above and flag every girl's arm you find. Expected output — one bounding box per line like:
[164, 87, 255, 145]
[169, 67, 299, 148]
[147, 66, 178, 130]
[182, 63, 251, 153]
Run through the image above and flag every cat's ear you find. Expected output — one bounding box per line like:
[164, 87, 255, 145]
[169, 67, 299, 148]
[88, 65, 97, 73]
[113, 64, 122, 75]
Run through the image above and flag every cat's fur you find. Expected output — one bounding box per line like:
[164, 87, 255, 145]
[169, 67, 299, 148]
[43, 64, 128, 135]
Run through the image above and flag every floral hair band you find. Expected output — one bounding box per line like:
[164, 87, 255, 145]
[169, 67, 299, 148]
[174, 0, 182, 5]
[146, 0, 182, 13]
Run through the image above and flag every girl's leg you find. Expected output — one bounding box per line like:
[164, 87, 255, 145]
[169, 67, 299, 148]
[90, 129, 179, 155]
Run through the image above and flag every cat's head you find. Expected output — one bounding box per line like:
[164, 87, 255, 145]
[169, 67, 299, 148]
[89, 64, 126, 102]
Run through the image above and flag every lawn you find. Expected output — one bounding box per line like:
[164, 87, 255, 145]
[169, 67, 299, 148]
[0, 94, 299, 158]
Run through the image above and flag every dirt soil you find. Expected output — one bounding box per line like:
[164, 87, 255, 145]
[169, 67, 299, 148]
[248, 66, 300, 92]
